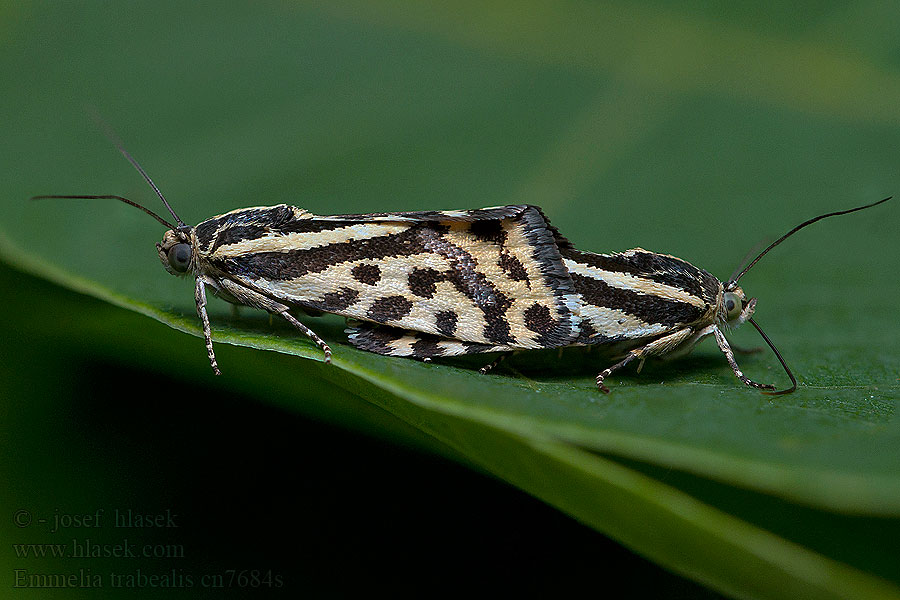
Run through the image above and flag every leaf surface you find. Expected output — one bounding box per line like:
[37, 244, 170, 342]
[2, 2, 899, 598]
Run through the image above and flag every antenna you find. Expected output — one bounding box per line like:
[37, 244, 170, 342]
[748, 317, 797, 395]
[88, 110, 186, 228]
[30, 194, 177, 230]
[728, 196, 891, 288]
[727, 195, 890, 395]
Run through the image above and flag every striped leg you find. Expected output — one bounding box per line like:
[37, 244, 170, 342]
[713, 327, 774, 391]
[195, 278, 221, 375]
[479, 352, 511, 375]
[215, 277, 333, 364]
[596, 353, 636, 393]
[596, 328, 695, 393]
[280, 311, 333, 363]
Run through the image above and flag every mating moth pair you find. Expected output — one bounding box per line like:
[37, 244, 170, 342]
[36, 139, 890, 393]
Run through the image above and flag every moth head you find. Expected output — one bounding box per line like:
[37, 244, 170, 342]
[157, 228, 194, 276]
[719, 196, 891, 395]
[720, 284, 755, 327]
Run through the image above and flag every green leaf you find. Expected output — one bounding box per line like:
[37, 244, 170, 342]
[2, 2, 899, 598]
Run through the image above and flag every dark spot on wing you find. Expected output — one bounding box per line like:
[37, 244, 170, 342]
[524, 303, 553, 334]
[499, 253, 529, 284]
[367, 295, 414, 322]
[352, 264, 382, 285]
[411, 336, 446, 358]
[408, 268, 444, 298]
[434, 310, 458, 336]
[469, 219, 506, 244]
[345, 323, 404, 354]
[305, 287, 360, 312]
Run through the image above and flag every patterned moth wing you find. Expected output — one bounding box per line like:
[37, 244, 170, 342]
[348, 245, 725, 360]
[347, 231, 726, 361]
[559, 245, 722, 355]
[345, 324, 512, 358]
[195, 204, 582, 356]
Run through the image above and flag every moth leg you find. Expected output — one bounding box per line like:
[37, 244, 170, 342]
[279, 311, 332, 364]
[635, 357, 647, 374]
[216, 278, 333, 364]
[596, 354, 637, 393]
[195, 278, 221, 376]
[479, 352, 512, 375]
[713, 327, 775, 391]
[596, 328, 694, 393]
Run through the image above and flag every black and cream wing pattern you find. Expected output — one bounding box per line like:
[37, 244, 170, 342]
[195, 204, 582, 356]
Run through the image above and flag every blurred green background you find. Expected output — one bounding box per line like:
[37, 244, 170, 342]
[2, 2, 899, 598]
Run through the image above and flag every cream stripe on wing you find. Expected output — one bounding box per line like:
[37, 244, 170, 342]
[564, 259, 707, 308]
[211, 222, 411, 258]
[579, 303, 671, 339]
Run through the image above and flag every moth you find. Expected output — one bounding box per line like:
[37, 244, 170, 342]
[34, 137, 890, 394]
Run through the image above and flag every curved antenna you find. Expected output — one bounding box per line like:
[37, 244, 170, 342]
[728, 235, 773, 285]
[728, 196, 891, 287]
[31, 195, 177, 230]
[748, 318, 797, 395]
[89, 111, 186, 228]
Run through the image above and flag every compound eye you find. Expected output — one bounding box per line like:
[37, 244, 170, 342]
[167, 243, 192, 273]
[723, 291, 742, 320]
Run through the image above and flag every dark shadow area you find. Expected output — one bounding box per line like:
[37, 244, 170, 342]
[60, 357, 725, 597]
[592, 454, 900, 586]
